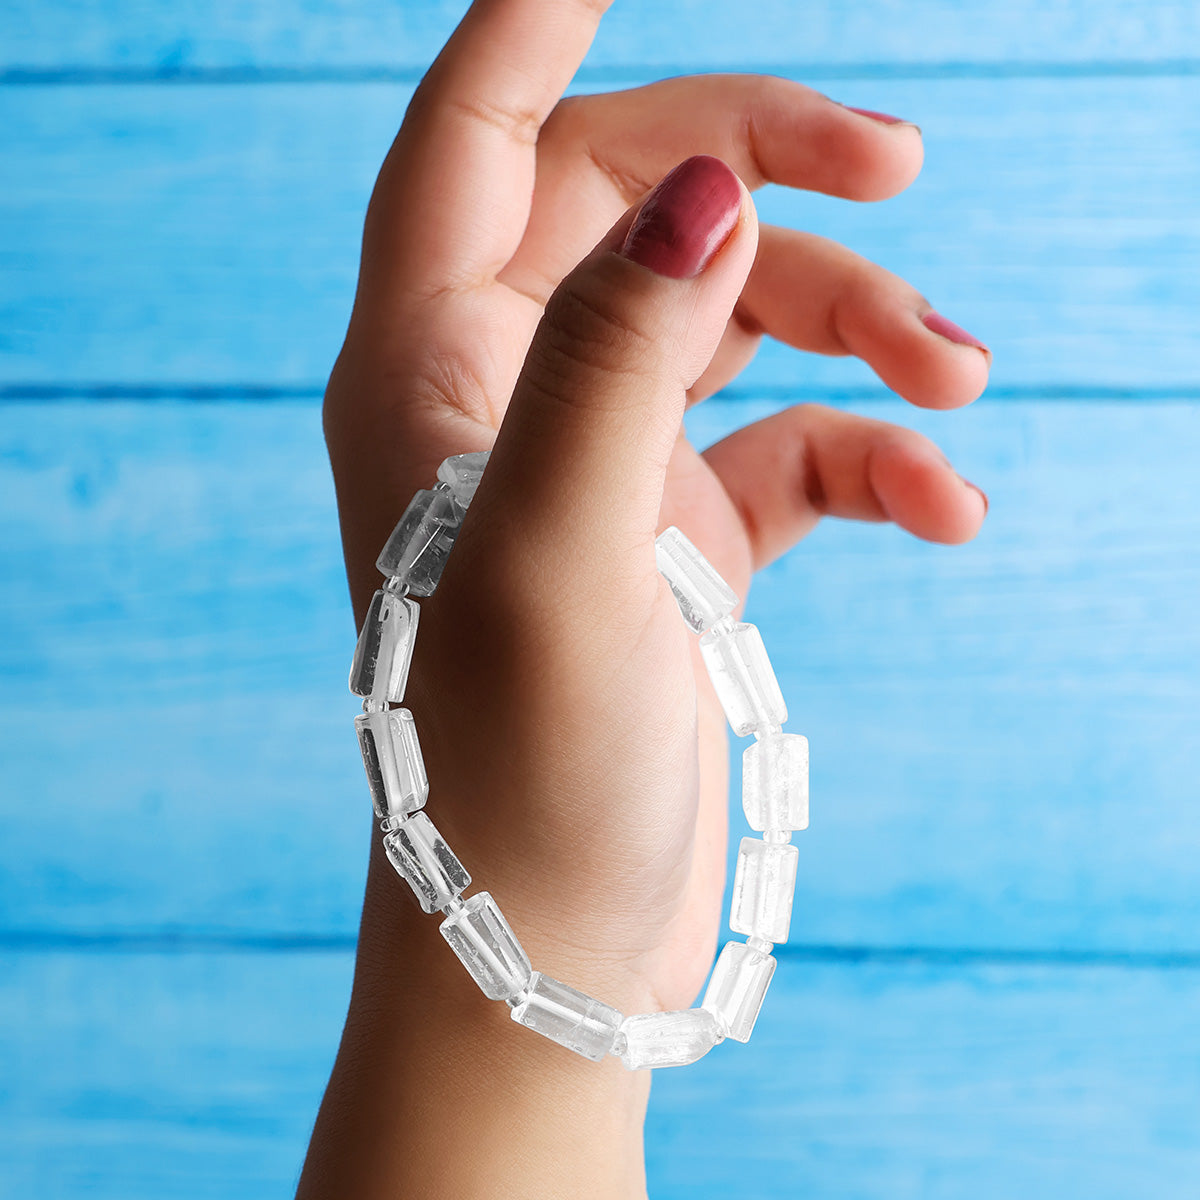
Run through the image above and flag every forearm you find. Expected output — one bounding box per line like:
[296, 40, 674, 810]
[296, 849, 652, 1200]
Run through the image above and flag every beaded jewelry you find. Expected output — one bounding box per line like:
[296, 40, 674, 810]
[350, 451, 809, 1069]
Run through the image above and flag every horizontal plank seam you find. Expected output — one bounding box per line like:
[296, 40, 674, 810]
[4, 930, 1200, 970]
[5, 384, 1200, 405]
[6, 60, 1200, 86]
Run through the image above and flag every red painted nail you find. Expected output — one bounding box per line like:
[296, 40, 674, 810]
[922, 311, 991, 356]
[619, 155, 742, 280]
[844, 105, 907, 125]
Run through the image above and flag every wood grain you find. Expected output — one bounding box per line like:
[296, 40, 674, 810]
[2, 947, 1197, 1198]
[4, 77, 1199, 393]
[3, 398, 1198, 953]
[5, 1, 1200, 75]
[4, 2, 1199, 1190]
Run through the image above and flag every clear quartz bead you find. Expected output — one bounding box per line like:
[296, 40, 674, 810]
[699, 621, 787, 736]
[436, 451, 490, 511]
[730, 837, 799, 943]
[439, 891, 531, 1001]
[702, 941, 777, 1043]
[383, 811, 470, 913]
[618, 1008, 724, 1070]
[355, 709, 428, 820]
[509, 972, 622, 1061]
[654, 525, 738, 633]
[375, 488, 461, 595]
[743, 731, 809, 832]
[348, 589, 419, 702]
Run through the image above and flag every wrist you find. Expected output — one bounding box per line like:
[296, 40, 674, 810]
[296, 844, 651, 1200]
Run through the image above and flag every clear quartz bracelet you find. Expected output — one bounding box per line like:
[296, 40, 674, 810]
[350, 451, 809, 1070]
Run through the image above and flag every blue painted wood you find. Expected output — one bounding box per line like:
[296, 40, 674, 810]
[648, 956, 1200, 1198]
[1, 1, 1197, 1191]
[2, 948, 1197, 1198]
[4, 78, 1200, 392]
[3, 398, 1199, 952]
[5, 1, 1200, 74]
[0, 949, 345, 1198]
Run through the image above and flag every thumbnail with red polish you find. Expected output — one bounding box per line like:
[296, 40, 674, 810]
[619, 155, 742, 280]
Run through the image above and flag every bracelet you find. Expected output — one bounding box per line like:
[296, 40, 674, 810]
[349, 451, 809, 1070]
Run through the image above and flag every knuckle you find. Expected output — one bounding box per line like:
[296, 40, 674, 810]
[443, 92, 542, 147]
[530, 268, 663, 389]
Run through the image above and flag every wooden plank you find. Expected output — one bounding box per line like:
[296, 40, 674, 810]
[5, 1, 1200, 74]
[1, 948, 1197, 1197]
[0, 949, 345, 1198]
[3, 77, 1200, 393]
[2, 398, 1199, 951]
[649, 956, 1200, 1198]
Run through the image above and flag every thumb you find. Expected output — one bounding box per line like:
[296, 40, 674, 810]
[475, 155, 758, 565]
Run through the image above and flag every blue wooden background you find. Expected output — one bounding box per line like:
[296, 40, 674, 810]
[3, 2, 1200, 1196]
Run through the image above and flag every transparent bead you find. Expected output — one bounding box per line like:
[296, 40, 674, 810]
[439, 891, 532, 1001]
[510, 972, 622, 1061]
[618, 1008, 724, 1070]
[436, 451, 490, 511]
[730, 837, 799, 944]
[355, 709, 428, 820]
[383, 812, 470, 913]
[375, 488, 461, 595]
[699, 621, 787, 736]
[654, 525, 738, 633]
[743, 732, 809, 832]
[348, 589, 419, 703]
[702, 941, 776, 1043]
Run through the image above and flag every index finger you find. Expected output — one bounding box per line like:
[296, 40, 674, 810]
[359, 0, 612, 308]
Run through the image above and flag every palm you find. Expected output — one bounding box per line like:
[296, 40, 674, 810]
[326, 37, 988, 1014]
[361, 282, 758, 1006]
[369, 163, 774, 1001]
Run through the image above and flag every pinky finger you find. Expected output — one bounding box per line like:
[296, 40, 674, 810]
[701, 402, 988, 570]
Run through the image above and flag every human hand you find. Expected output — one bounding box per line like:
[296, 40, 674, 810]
[307, 1, 990, 1195]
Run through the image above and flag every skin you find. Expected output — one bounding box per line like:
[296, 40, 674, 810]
[298, 1, 991, 1196]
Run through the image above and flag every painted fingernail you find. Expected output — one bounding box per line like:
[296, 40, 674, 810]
[843, 105, 908, 126]
[961, 477, 989, 515]
[922, 311, 991, 356]
[619, 155, 742, 279]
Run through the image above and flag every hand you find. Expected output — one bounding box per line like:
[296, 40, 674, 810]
[305, 2, 990, 1196]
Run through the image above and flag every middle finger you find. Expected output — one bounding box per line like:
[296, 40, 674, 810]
[500, 73, 922, 301]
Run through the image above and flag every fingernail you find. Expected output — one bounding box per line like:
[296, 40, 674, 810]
[619, 155, 742, 280]
[922, 311, 991, 356]
[961, 476, 989, 515]
[843, 105, 909, 126]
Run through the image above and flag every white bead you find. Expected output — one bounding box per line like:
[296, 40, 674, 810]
[509, 972, 622, 1061]
[355, 709, 428, 821]
[730, 837, 799, 944]
[742, 732, 809, 832]
[383, 812, 470, 913]
[654, 525, 738, 633]
[702, 941, 776, 1043]
[699, 621, 787, 736]
[436, 451, 490, 510]
[348, 589, 419, 702]
[376, 488, 461, 595]
[439, 891, 531, 1001]
[618, 1008, 724, 1070]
